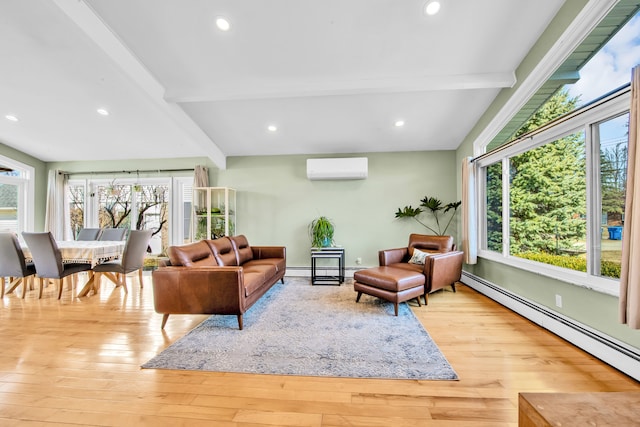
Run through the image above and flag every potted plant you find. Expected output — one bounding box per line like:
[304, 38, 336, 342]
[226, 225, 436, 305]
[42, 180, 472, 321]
[309, 216, 335, 247]
[395, 196, 461, 235]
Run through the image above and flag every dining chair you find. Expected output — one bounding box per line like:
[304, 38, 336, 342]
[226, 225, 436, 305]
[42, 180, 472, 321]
[22, 232, 92, 299]
[93, 229, 153, 294]
[0, 232, 37, 299]
[98, 228, 127, 241]
[76, 228, 102, 241]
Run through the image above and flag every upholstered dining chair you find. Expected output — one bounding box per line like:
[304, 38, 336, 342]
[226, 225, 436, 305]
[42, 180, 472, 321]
[76, 228, 102, 241]
[93, 229, 153, 294]
[98, 228, 127, 241]
[0, 232, 37, 299]
[22, 232, 92, 299]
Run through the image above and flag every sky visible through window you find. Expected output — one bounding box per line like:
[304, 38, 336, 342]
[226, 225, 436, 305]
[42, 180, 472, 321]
[565, 11, 640, 144]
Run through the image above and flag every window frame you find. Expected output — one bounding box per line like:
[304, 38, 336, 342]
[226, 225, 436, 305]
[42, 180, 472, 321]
[0, 154, 35, 234]
[475, 87, 631, 297]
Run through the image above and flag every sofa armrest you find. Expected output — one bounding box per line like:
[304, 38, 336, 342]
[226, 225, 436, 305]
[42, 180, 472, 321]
[378, 248, 408, 266]
[152, 266, 246, 315]
[423, 250, 464, 293]
[251, 246, 286, 260]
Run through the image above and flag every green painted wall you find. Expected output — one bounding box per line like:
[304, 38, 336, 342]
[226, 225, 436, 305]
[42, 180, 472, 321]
[49, 151, 458, 269]
[455, 0, 640, 350]
[213, 152, 457, 268]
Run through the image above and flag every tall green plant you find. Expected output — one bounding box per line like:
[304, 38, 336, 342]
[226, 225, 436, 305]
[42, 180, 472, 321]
[395, 196, 461, 235]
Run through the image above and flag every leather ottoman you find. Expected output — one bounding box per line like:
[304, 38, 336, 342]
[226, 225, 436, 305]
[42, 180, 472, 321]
[353, 266, 424, 316]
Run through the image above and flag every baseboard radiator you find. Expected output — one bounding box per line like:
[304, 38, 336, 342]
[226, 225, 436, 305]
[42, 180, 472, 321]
[462, 271, 640, 382]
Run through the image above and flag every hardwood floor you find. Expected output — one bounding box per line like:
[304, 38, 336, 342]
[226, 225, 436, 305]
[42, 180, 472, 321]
[0, 274, 637, 426]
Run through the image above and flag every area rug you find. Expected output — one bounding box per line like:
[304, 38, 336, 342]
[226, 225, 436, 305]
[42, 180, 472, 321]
[142, 277, 458, 380]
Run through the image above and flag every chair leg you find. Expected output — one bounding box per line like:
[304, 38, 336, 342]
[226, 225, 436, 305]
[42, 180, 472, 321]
[138, 268, 143, 288]
[120, 274, 128, 294]
[6, 277, 22, 295]
[451, 281, 457, 292]
[237, 314, 244, 330]
[21, 277, 29, 299]
[415, 296, 422, 307]
[161, 314, 170, 329]
[38, 277, 44, 299]
[423, 293, 429, 305]
[394, 303, 399, 316]
[56, 279, 64, 299]
[356, 291, 363, 302]
[0, 277, 4, 298]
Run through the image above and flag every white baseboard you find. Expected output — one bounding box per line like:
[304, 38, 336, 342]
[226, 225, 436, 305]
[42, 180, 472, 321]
[462, 271, 640, 382]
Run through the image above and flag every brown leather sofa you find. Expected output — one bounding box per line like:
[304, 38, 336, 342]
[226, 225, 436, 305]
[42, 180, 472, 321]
[152, 235, 286, 330]
[378, 234, 464, 303]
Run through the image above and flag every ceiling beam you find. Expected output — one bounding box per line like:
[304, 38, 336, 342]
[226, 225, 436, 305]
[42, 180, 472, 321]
[165, 72, 517, 103]
[51, 0, 227, 169]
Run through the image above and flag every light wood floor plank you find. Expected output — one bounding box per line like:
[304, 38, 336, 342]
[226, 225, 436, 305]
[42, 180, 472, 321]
[0, 274, 637, 426]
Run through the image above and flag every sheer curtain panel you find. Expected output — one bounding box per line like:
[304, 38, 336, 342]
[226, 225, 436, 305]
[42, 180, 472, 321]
[462, 157, 478, 264]
[620, 65, 640, 329]
[44, 170, 69, 240]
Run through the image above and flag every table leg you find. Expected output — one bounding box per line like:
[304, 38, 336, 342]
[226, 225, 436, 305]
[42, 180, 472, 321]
[77, 271, 96, 297]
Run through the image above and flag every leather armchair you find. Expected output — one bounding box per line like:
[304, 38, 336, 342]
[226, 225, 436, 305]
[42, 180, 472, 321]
[378, 234, 463, 303]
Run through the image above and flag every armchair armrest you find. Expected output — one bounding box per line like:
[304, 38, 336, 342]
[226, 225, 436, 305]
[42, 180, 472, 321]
[251, 246, 286, 260]
[423, 250, 464, 293]
[378, 248, 408, 266]
[152, 266, 246, 315]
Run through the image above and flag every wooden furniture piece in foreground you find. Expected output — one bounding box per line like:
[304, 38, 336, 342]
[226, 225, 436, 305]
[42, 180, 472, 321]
[518, 391, 640, 426]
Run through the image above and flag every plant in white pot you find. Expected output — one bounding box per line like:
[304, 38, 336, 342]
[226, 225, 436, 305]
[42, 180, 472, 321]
[309, 216, 335, 247]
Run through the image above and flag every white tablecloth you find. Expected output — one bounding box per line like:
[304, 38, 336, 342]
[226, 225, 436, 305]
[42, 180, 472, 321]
[23, 240, 126, 267]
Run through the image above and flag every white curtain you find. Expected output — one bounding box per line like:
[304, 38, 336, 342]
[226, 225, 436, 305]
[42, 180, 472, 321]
[620, 65, 640, 329]
[191, 165, 209, 241]
[461, 157, 478, 264]
[194, 165, 209, 188]
[44, 170, 69, 240]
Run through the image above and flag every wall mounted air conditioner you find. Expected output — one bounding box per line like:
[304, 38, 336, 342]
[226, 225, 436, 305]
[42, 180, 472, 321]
[306, 157, 368, 180]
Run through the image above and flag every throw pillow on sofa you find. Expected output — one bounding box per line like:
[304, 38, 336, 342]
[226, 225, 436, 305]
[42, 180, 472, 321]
[408, 248, 429, 265]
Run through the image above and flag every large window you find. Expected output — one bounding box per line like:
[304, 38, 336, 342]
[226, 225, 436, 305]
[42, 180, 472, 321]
[478, 87, 630, 294]
[0, 155, 34, 235]
[67, 177, 178, 256]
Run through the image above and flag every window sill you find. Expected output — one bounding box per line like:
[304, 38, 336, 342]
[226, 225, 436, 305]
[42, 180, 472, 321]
[478, 250, 620, 297]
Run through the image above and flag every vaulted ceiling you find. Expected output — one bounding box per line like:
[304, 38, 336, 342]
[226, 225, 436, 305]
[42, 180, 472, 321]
[0, 0, 567, 169]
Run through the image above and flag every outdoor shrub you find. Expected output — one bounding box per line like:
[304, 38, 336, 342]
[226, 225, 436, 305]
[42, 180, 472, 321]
[516, 252, 587, 272]
[515, 252, 621, 279]
[601, 260, 621, 279]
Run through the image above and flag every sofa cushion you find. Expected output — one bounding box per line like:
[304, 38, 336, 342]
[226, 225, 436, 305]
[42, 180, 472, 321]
[230, 235, 254, 265]
[206, 237, 238, 266]
[168, 241, 218, 267]
[244, 258, 286, 274]
[242, 264, 277, 297]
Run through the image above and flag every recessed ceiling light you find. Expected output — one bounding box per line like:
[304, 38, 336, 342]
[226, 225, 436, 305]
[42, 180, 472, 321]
[395, 120, 405, 127]
[5, 114, 18, 122]
[216, 16, 231, 31]
[97, 108, 109, 116]
[267, 125, 278, 132]
[425, 1, 441, 15]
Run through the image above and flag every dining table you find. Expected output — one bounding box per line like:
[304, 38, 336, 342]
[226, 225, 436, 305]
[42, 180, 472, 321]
[22, 240, 126, 297]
